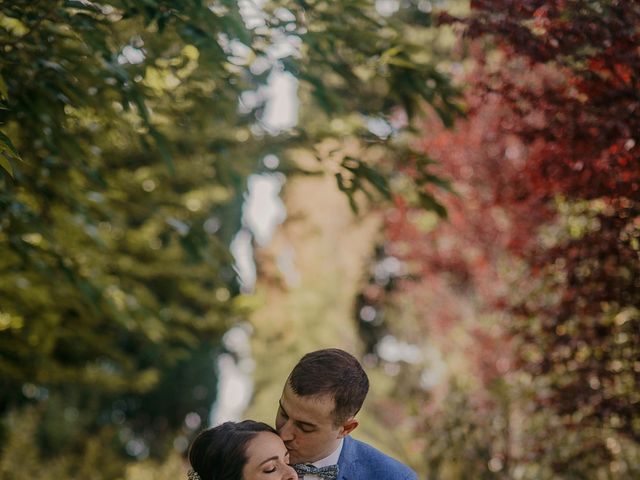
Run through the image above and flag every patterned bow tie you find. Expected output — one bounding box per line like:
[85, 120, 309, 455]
[292, 463, 339, 480]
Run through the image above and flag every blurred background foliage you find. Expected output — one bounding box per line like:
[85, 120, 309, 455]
[0, 0, 459, 478]
[1, 1, 638, 479]
[358, 1, 639, 478]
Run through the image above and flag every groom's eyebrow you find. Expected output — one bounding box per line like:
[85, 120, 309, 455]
[279, 401, 317, 429]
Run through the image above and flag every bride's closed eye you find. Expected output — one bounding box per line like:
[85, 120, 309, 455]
[262, 453, 289, 474]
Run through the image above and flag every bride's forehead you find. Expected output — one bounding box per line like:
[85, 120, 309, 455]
[246, 431, 284, 453]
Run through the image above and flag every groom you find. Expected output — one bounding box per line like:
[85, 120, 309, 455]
[276, 348, 418, 480]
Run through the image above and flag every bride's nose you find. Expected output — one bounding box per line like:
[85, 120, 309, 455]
[283, 464, 297, 479]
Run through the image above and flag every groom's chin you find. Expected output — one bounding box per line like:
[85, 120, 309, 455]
[287, 450, 301, 464]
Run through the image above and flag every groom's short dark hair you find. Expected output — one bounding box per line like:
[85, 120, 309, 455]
[287, 348, 369, 425]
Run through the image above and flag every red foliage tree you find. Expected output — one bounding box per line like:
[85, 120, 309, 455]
[454, 0, 640, 444]
[378, 0, 639, 462]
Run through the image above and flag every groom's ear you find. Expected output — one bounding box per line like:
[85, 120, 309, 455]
[338, 417, 359, 438]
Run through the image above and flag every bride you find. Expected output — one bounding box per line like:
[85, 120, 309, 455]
[188, 420, 297, 480]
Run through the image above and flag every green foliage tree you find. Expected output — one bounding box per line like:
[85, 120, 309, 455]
[0, 1, 257, 460]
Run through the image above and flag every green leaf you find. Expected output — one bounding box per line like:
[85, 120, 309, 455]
[0, 153, 14, 178]
[149, 128, 175, 174]
[0, 131, 21, 159]
[335, 172, 360, 213]
[0, 130, 21, 177]
[420, 173, 453, 192]
[418, 192, 448, 219]
[0, 74, 8, 100]
[357, 162, 391, 199]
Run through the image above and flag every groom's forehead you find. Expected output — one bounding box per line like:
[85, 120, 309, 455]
[281, 385, 336, 419]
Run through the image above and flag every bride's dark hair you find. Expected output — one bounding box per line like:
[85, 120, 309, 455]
[188, 420, 278, 480]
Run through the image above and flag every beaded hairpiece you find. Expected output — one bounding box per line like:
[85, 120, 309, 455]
[187, 469, 201, 480]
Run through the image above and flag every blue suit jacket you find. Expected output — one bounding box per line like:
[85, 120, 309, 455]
[336, 435, 418, 480]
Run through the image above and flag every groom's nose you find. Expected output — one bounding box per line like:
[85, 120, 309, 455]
[278, 419, 295, 442]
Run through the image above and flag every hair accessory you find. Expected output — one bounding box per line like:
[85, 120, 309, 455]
[187, 469, 201, 480]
